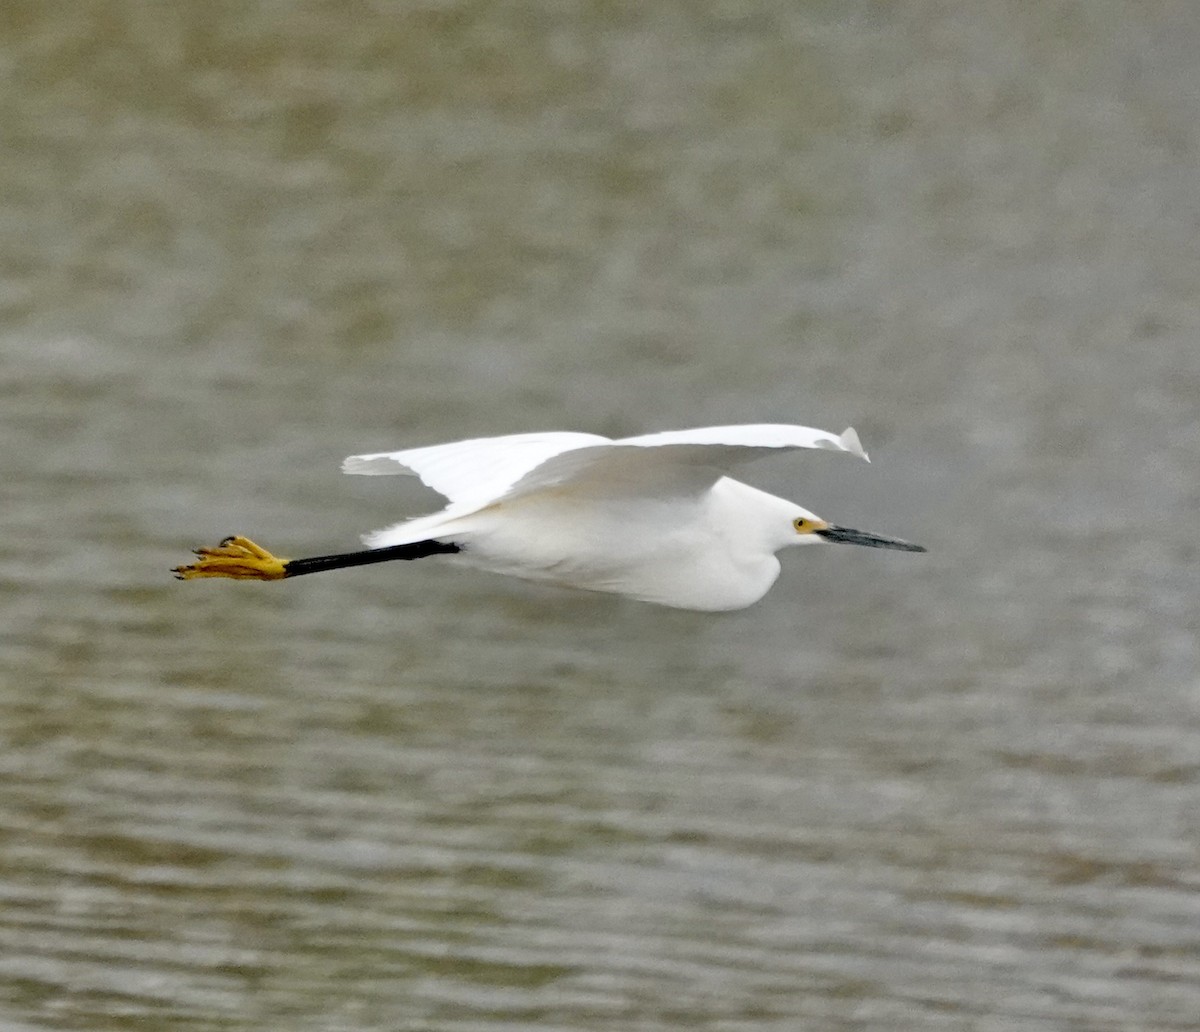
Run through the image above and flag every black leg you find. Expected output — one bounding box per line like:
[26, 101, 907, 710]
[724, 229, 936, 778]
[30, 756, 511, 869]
[284, 540, 461, 577]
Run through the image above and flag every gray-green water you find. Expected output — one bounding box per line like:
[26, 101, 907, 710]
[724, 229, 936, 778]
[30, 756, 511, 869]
[3, 3, 1199, 1029]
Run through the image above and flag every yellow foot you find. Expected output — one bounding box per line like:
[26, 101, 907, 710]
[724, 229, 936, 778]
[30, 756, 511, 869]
[173, 535, 289, 581]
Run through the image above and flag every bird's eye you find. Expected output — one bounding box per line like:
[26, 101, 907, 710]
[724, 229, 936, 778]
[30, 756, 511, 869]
[793, 517, 808, 531]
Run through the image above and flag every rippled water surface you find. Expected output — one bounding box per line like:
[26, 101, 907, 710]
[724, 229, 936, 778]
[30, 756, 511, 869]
[3, 3, 1199, 1029]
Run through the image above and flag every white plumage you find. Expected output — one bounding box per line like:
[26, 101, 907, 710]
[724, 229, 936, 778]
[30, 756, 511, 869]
[176, 423, 921, 608]
[335, 423, 920, 611]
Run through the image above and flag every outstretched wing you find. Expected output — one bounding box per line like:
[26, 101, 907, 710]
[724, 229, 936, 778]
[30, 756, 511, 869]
[493, 423, 869, 502]
[351, 423, 868, 548]
[342, 431, 610, 507]
[617, 423, 866, 457]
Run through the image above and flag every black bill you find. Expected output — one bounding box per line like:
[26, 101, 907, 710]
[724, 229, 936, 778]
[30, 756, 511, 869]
[815, 525, 926, 552]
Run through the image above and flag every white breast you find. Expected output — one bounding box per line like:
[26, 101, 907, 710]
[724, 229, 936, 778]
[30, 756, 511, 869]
[443, 483, 784, 611]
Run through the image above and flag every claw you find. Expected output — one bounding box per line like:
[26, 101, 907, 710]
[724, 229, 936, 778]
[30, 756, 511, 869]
[173, 535, 290, 581]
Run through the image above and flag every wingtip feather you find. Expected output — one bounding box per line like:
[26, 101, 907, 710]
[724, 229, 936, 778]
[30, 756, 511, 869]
[841, 427, 870, 462]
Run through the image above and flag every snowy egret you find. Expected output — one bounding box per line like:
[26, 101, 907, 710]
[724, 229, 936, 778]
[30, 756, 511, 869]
[174, 423, 924, 611]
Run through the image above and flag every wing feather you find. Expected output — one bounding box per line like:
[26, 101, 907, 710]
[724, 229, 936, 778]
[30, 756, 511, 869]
[494, 424, 868, 502]
[615, 423, 867, 458]
[342, 431, 609, 505]
[350, 423, 869, 548]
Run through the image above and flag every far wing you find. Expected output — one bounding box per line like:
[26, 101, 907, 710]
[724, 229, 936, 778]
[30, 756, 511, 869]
[616, 423, 867, 458]
[342, 431, 609, 507]
[495, 424, 869, 503]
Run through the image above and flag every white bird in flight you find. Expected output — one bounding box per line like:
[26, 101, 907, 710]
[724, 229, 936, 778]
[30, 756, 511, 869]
[175, 423, 925, 611]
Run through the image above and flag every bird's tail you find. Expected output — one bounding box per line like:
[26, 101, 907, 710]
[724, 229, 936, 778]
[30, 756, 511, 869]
[361, 506, 474, 549]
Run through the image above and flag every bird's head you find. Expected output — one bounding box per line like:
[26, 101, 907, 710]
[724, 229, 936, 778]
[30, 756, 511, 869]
[787, 507, 926, 553]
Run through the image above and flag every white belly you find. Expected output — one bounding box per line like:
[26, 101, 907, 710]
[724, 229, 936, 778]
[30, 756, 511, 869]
[445, 494, 780, 611]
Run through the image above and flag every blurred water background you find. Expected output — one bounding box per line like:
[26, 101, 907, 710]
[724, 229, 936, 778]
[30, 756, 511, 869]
[2, 2, 1199, 1029]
